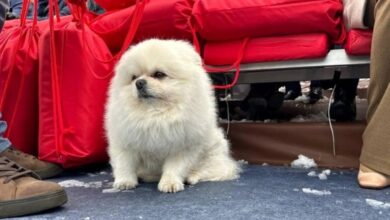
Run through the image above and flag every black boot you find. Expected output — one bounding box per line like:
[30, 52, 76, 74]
[330, 79, 359, 122]
[284, 81, 302, 100]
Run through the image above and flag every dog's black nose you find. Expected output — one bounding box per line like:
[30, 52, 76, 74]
[136, 79, 147, 90]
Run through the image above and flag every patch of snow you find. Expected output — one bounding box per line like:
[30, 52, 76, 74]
[102, 188, 121, 193]
[262, 163, 269, 166]
[293, 188, 300, 192]
[99, 171, 108, 175]
[87, 173, 97, 177]
[58, 180, 88, 188]
[58, 180, 102, 188]
[88, 181, 103, 188]
[366, 199, 390, 209]
[318, 173, 328, 180]
[291, 155, 317, 169]
[302, 188, 331, 196]
[307, 171, 317, 177]
[307, 169, 331, 180]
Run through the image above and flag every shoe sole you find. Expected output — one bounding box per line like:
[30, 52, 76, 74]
[0, 189, 68, 218]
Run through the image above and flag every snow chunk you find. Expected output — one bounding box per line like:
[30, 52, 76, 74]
[102, 188, 121, 193]
[262, 163, 269, 166]
[307, 169, 331, 180]
[302, 188, 331, 196]
[59, 180, 88, 188]
[307, 171, 317, 177]
[291, 155, 317, 169]
[318, 173, 328, 180]
[366, 199, 390, 209]
[58, 180, 102, 188]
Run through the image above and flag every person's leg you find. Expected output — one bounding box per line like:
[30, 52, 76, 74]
[0, 0, 7, 31]
[359, 0, 390, 188]
[0, 115, 11, 154]
[330, 79, 359, 122]
[284, 81, 302, 100]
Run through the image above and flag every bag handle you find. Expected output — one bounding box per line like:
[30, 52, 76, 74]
[205, 38, 249, 89]
[48, 0, 66, 158]
[189, 18, 248, 89]
[73, 0, 147, 79]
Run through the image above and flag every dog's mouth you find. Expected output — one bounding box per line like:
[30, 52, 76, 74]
[138, 89, 159, 100]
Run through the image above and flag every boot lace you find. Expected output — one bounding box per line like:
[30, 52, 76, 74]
[0, 156, 40, 184]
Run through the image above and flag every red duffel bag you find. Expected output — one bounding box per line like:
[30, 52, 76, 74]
[0, 0, 40, 155]
[344, 29, 372, 56]
[90, 0, 193, 53]
[38, 0, 145, 167]
[192, 0, 346, 44]
[204, 34, 330, 66]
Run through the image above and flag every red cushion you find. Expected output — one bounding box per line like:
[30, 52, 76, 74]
[94, 0, 136, 11]
[344, 29, 372, 56]
[204, 34, 330, 66]
[193, 0, 345, 44]
[90, 0, 193, 53]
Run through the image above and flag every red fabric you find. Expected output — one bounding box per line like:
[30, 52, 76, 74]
[192, 0, 345, 44]
[90, 0, 193, 53]
[204, 34, 330, 66]
[38, 0, 144, 168]
[345, 29, 372, 56]
[2, 19, 27, 31]
[0, 1, 40, 155]
[94, 0, 137, 11]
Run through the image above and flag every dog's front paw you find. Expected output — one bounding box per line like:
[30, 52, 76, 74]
[113, 179, 138, 190]
[158, 178, 184, 193]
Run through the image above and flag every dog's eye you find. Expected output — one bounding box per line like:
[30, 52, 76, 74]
[131, 75, 137, 81]
[153, 71, 166, 79]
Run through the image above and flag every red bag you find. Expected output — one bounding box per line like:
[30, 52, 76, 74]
[192, 0, 346, 44]
[0, 1, 40, 155]
[38, 0, 145, 167]
[345, 29, 372, 56]
[90, 0, 193, 53]
[204, 34, 330, 65]
[94, 0, 137, 11]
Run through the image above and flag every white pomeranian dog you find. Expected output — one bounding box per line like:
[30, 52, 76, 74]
[105, 39, 240, 193]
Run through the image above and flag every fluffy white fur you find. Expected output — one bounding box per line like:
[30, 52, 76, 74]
[105, 39, 240, 193]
